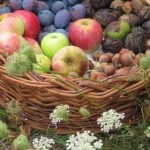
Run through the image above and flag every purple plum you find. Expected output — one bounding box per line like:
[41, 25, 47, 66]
[66, 0, 79, 6]
[38, 10, 54, 26]
[55, 28, 68, 37]
[50, 1, 67, 14]
[0, 6, 11, 15]
[62, 0, 70, 6]
[43, 24, 57, 32]
[54, 9, 70, 28]
[22, 0, 38, 11]
[9, 0, 22, 11]
[38, 31, 49, 44]
[46, 0, 58, 7]
[34, 1, 49, 14]
[65, 22, 73, 32]
[70, 4, 86, 21]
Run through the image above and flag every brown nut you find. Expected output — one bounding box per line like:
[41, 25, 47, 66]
[99, 54, 111, 63]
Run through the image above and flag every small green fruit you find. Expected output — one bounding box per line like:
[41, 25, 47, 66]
[104, 21, 131, 41]
[32, 54, 51, 73]
[0, 120, 9, 138]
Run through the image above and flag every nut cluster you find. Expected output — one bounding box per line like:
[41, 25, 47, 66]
[88, 42, 150, 80]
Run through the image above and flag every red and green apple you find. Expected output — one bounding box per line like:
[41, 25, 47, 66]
[69, 18, 103, 52]
[0, 13, 24, 36]
[25, 37, 41, 54]
[0, 31, 30, 55]
[14, 10, 41, 39]
[52, 46, 88, 76]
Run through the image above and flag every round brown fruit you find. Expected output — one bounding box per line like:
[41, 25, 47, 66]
[134, 53, 144, 65]
[104, 65, 116, 76]
[99, 54, 111, 63]
[89, 70, 99, 79]
[92, 51, 102, 61]
[145, 39, 150, 49]
[119, 52, 134, 66]
[112, 53, 121, 67]
[96, 72, 107, 80]
[106, 52, 114, 59]
[114, 67, 130, 76]
[145, 49, 150, 55]
[98, 63, 109, 72]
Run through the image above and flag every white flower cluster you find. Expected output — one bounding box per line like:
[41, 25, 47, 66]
[66, 130, 103, 150]
[97, 109, 125, 133]
[144, 126, 150, 138]
[32, 136, 55, 150]
[49, 105, 70, 126]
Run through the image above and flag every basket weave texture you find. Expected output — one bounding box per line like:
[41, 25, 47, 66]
[0, 52, 148, 134]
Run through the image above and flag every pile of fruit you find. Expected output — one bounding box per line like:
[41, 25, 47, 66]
[0, 0, 149, 81]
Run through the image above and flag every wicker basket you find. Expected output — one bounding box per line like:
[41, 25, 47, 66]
[0, 52, 149, 134]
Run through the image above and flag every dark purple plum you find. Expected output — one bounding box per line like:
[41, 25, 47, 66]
[38, 31, 49, 44]
[55, 28, 68, 37]
[46, 0, 58, 7]
[62, 0, 70, 6]
[9, 0, 22, 11]
[43, 24, 57, 32]
[54, 9, 70, 28]
[50, 1, 67, 14]
[0, 6, 11, 15]
[38, 10, 54, 26]
[70, 4, 86, 21]
[34, 1, 49, 14]
[39, 0, 48, 2]
[66, 0, 79, 6]
[22, 0, 38, 11]
[65, 22, 73, 32]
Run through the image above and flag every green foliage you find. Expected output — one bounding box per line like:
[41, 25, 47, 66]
[19, 42, 36, 63]
[0, 120, 9, 139]
[7, 99, 21, 115]
[4, 53, 32, 76]
[12, 134, 31, 150]
[79, 107, 90, 119]
[140, 55, 150, 71]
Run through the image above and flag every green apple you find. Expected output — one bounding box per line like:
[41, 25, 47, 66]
[32, 54, 51, 73]
[104, 21, 131, 41]
[41, 33, 69, 59]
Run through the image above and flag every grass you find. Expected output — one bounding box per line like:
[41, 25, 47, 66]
[0, 106, 150, 150]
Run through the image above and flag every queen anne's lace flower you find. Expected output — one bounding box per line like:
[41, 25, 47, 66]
[32, 136, 55, 150]
[49, 105, 70, 126]
[97, 109, 125, 133]
[66, 130, 103, 150]
[144, 126, 150, 138]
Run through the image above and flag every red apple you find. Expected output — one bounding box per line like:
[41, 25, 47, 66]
[0, 31, 30, 55]
[14, 10, 40, 39]
[69, 18, 103, 52]
[25, 37, 41, 54]
[0, 13, 24, 36]
[52, 46, 88, 76]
